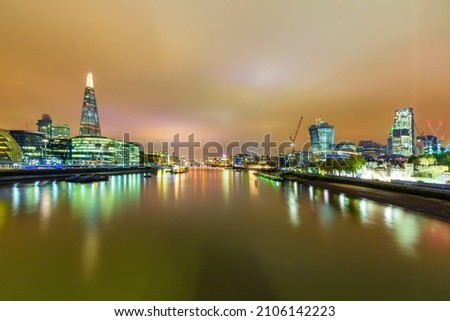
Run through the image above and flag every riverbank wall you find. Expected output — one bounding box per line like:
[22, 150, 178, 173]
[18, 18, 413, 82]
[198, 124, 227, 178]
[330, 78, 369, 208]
[282, 172, 450, 219]
[0, 167, 154, 184]
[283, 172, 450, 202]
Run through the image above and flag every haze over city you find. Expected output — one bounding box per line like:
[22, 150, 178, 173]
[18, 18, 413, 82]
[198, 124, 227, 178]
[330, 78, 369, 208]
[3, 1, 450, 311]
[1, 0, 449, 148]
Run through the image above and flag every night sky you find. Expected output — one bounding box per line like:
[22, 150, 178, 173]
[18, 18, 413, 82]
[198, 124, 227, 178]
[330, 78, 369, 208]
[1, 0, 449, 154]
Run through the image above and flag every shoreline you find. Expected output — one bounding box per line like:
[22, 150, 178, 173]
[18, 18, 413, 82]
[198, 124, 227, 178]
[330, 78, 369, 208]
[284, 175, 450, 220]
[0, 167, 154, 184]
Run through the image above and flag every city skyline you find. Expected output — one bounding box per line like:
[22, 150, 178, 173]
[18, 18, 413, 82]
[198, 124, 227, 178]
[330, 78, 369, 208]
[1, 1, 449, 148]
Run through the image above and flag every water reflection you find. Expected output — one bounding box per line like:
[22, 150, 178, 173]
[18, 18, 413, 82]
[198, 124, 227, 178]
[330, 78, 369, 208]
[82, 227, 100, 280]
[1, 171, 450, 300]
[393, 211, 420, 257]
[323, 189, 329, 204]
[249, 171, 259, 198]
[422, 220, 450, 251]
[11, 184, 19, 215]
[39, 187, 52, 229]
[0, 201, 7, 230]
[284, 182, 300, 227]
[222, 169, 230, 203]
[297, 182, 447, 257]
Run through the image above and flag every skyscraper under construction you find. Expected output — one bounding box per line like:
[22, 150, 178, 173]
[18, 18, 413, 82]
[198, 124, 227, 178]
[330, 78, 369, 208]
[79, 72, 101, 136]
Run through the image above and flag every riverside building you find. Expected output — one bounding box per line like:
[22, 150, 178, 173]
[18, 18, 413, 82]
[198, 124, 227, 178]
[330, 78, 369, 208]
[71, 73, 140, 166]
[308, 119, 335, 158]
[387, 107, 415, 157]
[0, 129, 23, 165]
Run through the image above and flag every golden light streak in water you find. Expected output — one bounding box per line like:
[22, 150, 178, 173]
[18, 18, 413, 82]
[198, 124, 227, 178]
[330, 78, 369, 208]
[287, 184, 300, 228]
[82, 227, 100, 281]
[0, 202, 7, 230]
[249, 172, 259, 198]
[39, 188, 52, 230]
[221, 169, 230, 204]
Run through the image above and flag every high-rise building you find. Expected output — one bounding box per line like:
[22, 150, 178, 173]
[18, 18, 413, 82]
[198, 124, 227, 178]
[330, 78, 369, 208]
[308, 119, 335, 156]
[36, 114, 53, 138]
[79, 72, 101, 136]
[388, 107, 415, 156]
[37, 114, 70, 139]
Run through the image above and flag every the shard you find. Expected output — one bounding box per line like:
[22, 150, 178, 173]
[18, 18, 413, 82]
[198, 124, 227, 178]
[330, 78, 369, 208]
[79, 72, 101, 136]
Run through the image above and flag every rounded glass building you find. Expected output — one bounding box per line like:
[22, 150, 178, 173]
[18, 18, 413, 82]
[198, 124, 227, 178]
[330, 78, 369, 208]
[0, 129, 23, 165]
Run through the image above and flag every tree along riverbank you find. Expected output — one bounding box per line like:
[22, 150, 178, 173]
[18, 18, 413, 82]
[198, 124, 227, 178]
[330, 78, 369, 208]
[283, 172, 450, 220]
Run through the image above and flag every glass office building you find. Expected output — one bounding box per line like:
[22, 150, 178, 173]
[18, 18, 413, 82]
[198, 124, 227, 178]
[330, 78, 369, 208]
[71, 136, 139, 166]
[52, 125, 70, 139]
[36, 114, 53, 138]
[308, 119, 335, 156]
[79, 73, 102, 136]
[8, 130, 44, 164]
[44, 138, 72, 165]
[388, 107, 415, 157]
[0, 129, 23, 165]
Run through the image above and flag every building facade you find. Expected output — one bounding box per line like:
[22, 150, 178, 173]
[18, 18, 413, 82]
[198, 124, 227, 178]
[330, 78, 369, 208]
[357, 140, 386, 158]
[8, 130, 44, 164]
[416, 135, 439, 155]
[308, 119, 335, 157]
[37, 114, 70, 139]
[71, 136, 139, 166]
[79, 72, 102, 136]
[0, 129, 23, 165]
[52, 124, 71, 139]
[44, 138, 72, 165]
[388, 107, 415, 157]
[36, 114, 53, 138]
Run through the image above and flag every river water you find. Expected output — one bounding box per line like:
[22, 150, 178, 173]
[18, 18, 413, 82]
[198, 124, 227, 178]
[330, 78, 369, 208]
[0, 168, 449, 300]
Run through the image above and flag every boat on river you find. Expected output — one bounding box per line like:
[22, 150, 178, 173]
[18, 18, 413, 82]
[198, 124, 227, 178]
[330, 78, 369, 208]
[65, 174, 109, 183]
[253, 171, 283, 182]
[168, 164, 189, 174]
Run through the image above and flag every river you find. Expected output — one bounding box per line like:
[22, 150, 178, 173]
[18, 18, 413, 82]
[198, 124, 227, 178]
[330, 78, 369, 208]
[0, 168, 450, 300]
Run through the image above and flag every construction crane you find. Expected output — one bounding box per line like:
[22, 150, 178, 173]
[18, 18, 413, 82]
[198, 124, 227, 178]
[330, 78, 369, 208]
[426, 119, 445, 140]
[414, 121, 423, 137]
[22, 120, 29, 130]
[289, 116, 303, 154]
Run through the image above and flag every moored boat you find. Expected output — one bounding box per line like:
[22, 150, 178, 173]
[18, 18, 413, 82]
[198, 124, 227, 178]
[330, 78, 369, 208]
[65, 174, 109, 183]
[253, 171, 283, 182]
[169, 165, 189, 174]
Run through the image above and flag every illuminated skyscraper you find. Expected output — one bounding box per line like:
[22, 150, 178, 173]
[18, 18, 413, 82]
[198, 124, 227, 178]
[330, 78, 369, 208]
[79, 73, 101, 136]
[36, 114, 53, 138]
[308, 119, 335, 156]
[388, 107, 415, 156]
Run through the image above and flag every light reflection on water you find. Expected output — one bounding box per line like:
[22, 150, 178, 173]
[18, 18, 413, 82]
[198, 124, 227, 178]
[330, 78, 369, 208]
[286, 181, 300, 227]
[0, 169, 450, 300]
